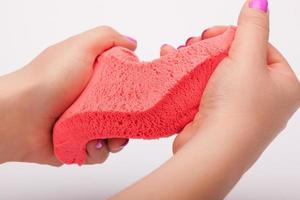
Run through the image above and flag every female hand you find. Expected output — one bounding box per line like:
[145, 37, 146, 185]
[112, 1, 300, 199]
[171, 2, 300, 157]
[0, 26, 137, 166]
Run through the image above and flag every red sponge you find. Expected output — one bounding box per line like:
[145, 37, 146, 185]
[53, 27, 235, 164]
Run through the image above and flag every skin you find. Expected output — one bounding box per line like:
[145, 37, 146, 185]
[0, 26, 137, 166]
[111, 1, 300, 200]
[0, 0, 299, 199]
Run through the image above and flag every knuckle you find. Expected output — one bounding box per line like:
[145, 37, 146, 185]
[98, 152, 109, 164]
[41, 44, 57, 54]
[96, 25, 117, 35]
[240, 12, 269, 33]
[53, 163, 63, 167]
[91, 25, 120, 42]
[87, 155, 108, 165]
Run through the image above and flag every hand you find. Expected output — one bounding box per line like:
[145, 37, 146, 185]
[161, 3, 300, 154]
[111, 2, 300, 200]
[0, 26, 137, 166]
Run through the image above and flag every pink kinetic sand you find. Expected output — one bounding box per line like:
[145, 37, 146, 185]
[53, 27, 236, 164]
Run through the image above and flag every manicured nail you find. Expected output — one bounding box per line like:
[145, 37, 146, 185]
[185, 37, 195, 46]
[161, 44, 168, 48]
[95, 140, 103, 149]
[177, 45, 185, 49]
[201, 29, 209, 40]
[123, 35, 137, 43]
[249, 0, 268, 13]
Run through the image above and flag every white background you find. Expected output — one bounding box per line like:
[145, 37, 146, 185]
[0, 0, 299, 199]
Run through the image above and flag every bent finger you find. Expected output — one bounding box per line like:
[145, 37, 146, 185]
[160, 44, 176, 56]
[67, 26, 137, 59]
[86, 139, 109, 164]
[107, 138, 129, 153]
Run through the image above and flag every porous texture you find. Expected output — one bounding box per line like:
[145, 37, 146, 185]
[53, 27, 236, 164]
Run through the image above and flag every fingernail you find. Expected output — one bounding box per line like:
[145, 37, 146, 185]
[249, 0, 268, 13]
[177, 45, 185, 49]
[123, 35, 137, 43]
[201, 29, 209, 40]
[185, 37, 195, 45]
[95, 140, 103, 149]
[161, 44, 168, 48]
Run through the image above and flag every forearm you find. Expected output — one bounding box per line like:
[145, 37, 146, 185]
[111, 118, 277, 200]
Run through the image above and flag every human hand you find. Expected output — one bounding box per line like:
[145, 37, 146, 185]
[0, 26, 137, 166]
[161, 2, 300, 156]
[110, 1, 300, 200]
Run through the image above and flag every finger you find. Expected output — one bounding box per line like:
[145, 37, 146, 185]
[42, 154, 63, 167]
[184, 26, 227, 47]
[68, 26, 137, 58]
[230, 0, 269, 65]
[107, 138, 129, 153]
[185, 37, 201, 46]
[85, 139, 109, 164]
[160, 44, 176, 56]
[268, 43, 295, 75]
[177, 36, 203, 50]
[200, 26, 294, 75]
[173, 131, 194, 154]
[201, 26, 230, 40]
[172, 122, 198, 154]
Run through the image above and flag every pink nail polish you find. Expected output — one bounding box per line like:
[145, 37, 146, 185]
[201, 29, 209, 40]
[185, 37, 194, 45]
[249, 0, 268, 13]
[95, 140, 103, 149]
[177, 45, 185, 49]
[123, 35, 137, 43]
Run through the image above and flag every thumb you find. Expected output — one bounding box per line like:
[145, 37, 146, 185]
[230, 0, 269, 66]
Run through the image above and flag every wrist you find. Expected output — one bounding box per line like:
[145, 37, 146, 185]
[190, 114, 277, 173]
[0, 68, 37, 163]
[165, 116, 276, 199]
